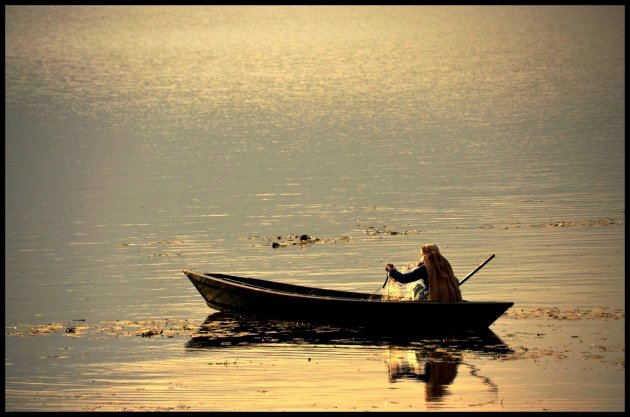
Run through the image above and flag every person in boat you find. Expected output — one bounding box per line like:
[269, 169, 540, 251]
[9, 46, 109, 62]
[385, 243, 462, 302]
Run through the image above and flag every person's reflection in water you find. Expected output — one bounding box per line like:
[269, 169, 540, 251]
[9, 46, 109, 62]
[387, 348, 461, 402]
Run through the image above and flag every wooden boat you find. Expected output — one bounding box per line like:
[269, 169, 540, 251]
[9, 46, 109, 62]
[183, 269, 514, 332]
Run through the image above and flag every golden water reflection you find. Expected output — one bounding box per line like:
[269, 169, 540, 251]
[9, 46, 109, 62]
[186, 312, 512, 408]
[387, 348, 462, 402]
[9, 311, 623, 411]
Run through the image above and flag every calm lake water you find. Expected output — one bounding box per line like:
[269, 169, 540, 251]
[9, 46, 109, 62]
[5, 5, 624, 411]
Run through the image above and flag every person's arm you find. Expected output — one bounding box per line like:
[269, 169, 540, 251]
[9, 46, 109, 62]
[387, 264, 427, 284]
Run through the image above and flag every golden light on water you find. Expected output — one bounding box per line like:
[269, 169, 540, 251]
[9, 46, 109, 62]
[26, 345, 498, 411]
[5, 5, 624, 412]
[8, 6, 622, 140]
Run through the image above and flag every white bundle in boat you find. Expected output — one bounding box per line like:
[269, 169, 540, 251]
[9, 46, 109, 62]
[382, 278, 424, 301]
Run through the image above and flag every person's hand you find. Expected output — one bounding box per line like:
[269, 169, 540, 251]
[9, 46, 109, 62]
[385, 263, 395, 272]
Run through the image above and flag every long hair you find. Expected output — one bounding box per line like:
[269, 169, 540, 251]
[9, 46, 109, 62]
[421, 244, 462, 302]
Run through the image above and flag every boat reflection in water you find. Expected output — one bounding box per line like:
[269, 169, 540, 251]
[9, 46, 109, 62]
[387, 348, 463, 402]
[186, 312, 513, 348]
[187, 312, 512, 402]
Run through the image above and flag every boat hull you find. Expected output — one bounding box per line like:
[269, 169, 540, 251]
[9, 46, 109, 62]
[183, 270, 513, 332]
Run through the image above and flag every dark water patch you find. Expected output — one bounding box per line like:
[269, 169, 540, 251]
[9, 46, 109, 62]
[185, 313, 513, 355]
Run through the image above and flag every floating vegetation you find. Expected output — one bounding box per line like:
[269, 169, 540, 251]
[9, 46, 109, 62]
[5, 319, 199, 339]
[246, 233, 353, 249]
[504, 346, 570, 361]
[140, 328, 163, 337]
[364, 225, 421, 236]
[145, 252, 183, 260]
[6, 306, 624, 341]
[343, 205, 378, 212]
[246, 224, 423, 249]
[499, 340, 625, 364]
[121, 239, 185, 247]
[499, 217, 623, 230]
[26, 322, 67, 335]
[64, 323, 89, 336]
[120, 239, 186, 260]
[503, 307, 624, 321]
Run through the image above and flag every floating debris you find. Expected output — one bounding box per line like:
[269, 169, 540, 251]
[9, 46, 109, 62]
[504, 307, 624, 321]
[364, 226, 420, 236]
[5, 318, 198, 339]
[4, 307, 624, 340]
[500, 217, 624, 230]
[140, 328, 163, 337]
[247, 226, 421, 249]
[248, 233, 325, 249]
[121, 239, 185, 247]
[28, 322, 66, 335]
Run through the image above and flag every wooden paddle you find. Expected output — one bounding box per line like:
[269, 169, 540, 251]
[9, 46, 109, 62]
[458, 254, 495, 286]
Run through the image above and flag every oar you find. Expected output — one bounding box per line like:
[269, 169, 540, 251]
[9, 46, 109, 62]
[458, 254, 495, 286]
[381, 272, 390, 289]
[368, 273, 388, 300]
